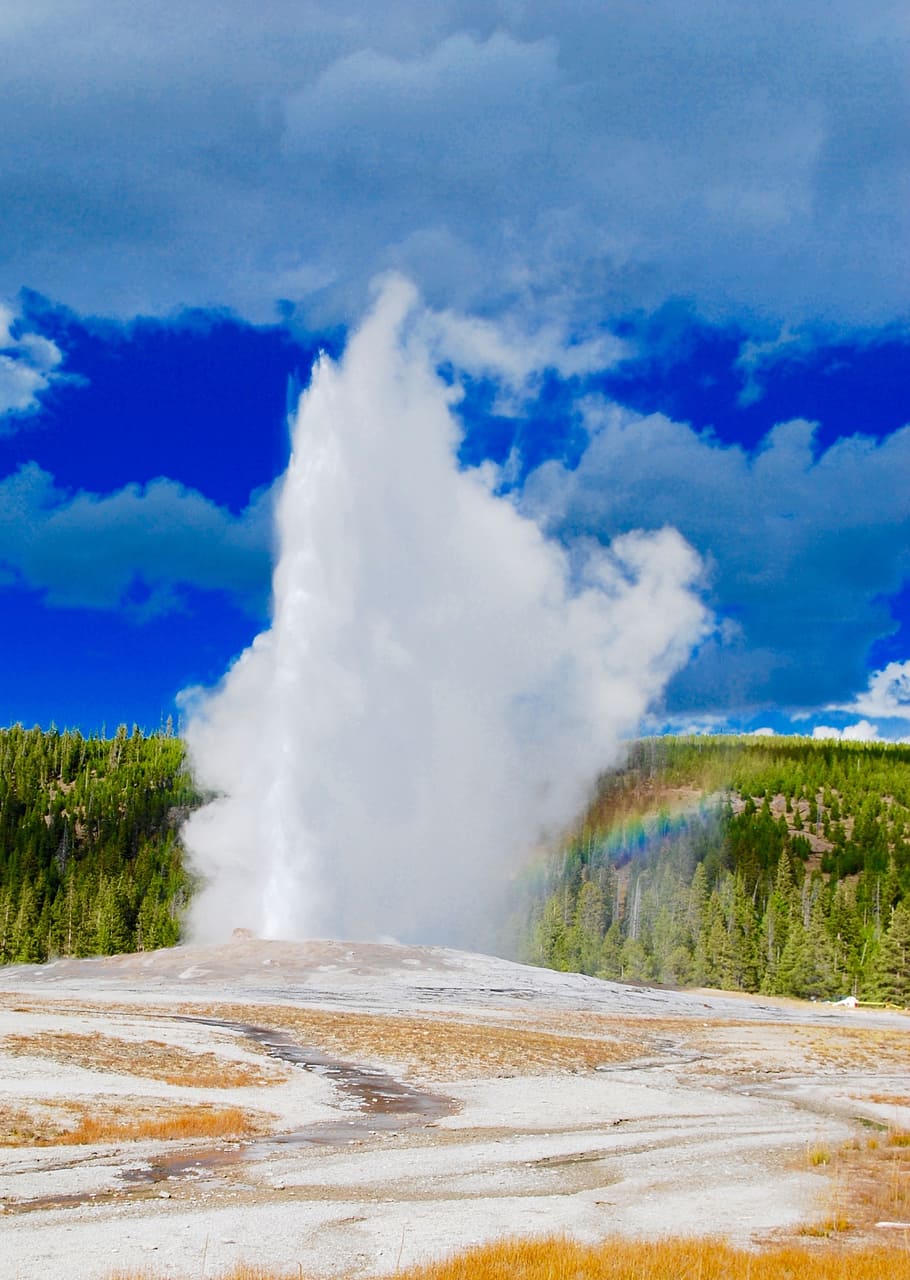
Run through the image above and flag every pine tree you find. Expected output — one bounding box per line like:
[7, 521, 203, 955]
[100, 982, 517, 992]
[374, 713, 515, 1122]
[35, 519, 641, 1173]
[873, 902, 910, 1005]
[568, 880, 606, 975]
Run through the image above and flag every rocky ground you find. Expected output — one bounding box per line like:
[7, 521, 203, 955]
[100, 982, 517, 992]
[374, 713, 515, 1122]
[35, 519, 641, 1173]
[0, 939, 908, 1279]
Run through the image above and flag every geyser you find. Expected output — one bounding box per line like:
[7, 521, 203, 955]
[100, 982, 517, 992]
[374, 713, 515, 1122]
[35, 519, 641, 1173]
[182, 278, 708, 945]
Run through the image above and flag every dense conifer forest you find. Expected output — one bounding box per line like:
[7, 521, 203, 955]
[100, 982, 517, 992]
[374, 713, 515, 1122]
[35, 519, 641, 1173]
[1, 726, 909, 1006]
[519, 736, 910, 1004]
[0, 724, 197, 963]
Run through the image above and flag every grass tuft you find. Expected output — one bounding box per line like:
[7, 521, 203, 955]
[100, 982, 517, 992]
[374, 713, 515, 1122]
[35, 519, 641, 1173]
[66, 1104, 254, 1144]
[802, 1127, 910, 1238]
[0, 1098, 262, 1146]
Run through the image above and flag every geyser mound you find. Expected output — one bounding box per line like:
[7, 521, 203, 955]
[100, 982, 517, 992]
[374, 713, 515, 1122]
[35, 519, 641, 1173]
[182, 278, 708, 946]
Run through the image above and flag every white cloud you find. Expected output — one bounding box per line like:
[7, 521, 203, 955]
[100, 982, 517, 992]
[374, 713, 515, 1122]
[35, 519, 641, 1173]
[522, 406, 910, 716]
[0, 301, 64, 425]
[0, 463, 272, 615]
[422, 306, 627, 393]
[0, 3, 905, 328]
[812, 720, 880, 742]
[832, 660, 910, 723]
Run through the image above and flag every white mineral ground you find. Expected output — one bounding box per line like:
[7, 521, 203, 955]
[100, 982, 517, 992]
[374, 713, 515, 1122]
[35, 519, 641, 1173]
[0, 939, 908, 1278]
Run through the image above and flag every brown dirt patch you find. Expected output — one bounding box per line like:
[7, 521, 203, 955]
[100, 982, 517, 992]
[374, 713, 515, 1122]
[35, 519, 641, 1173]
[180, 1002, 655, 1080]
[3, 1030, 285, 1088]
[790, 1026, 910, 1072]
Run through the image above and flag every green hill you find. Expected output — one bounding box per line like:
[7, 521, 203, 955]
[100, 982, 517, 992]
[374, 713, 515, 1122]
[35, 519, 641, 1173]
[2, 726, 909, 1004]
[0, 723, 198, 963]
[517, 735, 910, 1004]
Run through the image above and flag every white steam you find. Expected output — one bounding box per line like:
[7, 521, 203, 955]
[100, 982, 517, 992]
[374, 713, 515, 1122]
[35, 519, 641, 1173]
[182, 278, 709, 946]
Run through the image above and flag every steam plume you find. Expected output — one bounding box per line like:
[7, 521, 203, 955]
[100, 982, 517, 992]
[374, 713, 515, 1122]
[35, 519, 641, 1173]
[182, 278, 709, 946]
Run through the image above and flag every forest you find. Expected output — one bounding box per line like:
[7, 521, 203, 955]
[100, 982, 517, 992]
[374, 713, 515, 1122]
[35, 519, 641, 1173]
[518, 735, 910, 1004]
[0, 723, 197, 963]
[0, 726, 909, 1006]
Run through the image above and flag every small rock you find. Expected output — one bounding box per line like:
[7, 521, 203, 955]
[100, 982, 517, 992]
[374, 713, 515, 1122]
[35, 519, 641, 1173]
[157, 1190, 171, 1199]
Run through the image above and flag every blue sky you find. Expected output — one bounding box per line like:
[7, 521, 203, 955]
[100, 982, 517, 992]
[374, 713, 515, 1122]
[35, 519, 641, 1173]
[0, 1, 908, 740]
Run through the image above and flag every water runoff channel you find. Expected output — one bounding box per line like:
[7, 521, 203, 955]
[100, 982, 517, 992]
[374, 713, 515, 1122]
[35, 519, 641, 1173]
[121, 1014, 455, 1189]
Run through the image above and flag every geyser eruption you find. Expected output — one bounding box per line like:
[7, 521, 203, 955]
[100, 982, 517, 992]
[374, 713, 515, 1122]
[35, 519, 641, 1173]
[183, 278, 708, 945]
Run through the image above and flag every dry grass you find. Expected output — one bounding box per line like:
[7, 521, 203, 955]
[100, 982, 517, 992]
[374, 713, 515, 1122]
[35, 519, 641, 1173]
[396, 1238, 910, 1279]
[182, 1002, 656, 1081]
[802, 1129, 910, 1239]
[0, 1097, 264, 1146]
[66, 1104, 256, 1144]
[108, 1236, 910, 1280]
[791, 1026, 910, 1071]
[3, 1030, 283, 1088]
[678, 1019, 910, 1081]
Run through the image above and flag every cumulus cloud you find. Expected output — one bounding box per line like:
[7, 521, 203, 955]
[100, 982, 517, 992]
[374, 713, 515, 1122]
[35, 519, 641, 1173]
[0, 463, 272, 615]
[0, 301, 64, 425]
[812, 721, 880, 742]
[522, 407, 910, 716]
[0, 2, 905, 328]
[832, 660, 910, 723]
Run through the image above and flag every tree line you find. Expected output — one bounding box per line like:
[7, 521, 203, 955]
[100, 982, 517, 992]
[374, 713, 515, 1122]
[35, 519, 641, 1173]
[2, 725, 909, 1007]
[518, 736, 910, 1005]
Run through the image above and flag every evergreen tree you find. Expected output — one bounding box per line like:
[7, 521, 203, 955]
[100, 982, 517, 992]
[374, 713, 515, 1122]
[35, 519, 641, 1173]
[523, 734, 910, 1001]
[873, 902, 910, 1005]
[0, 725, 198, 963]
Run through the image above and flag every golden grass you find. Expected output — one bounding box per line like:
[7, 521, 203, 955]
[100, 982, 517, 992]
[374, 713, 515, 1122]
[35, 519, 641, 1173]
[108, 1235, 910, 1280]
[801, 1130, 910, 1239]
[800, 1213, 853, 1238]
[3, 1030, 283, 1088]
[181, 1001, 655, 1080]
[66, 1104, 255, 1144]
[0, 1097, 264, 1146]
[395, 1237, 910, 1279]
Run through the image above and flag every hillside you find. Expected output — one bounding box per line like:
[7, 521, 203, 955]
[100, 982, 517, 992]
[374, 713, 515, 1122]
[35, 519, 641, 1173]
[519, 736, 910, 1003]
[1, 727, 909, 1005]
[0, 723, 197, 962]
